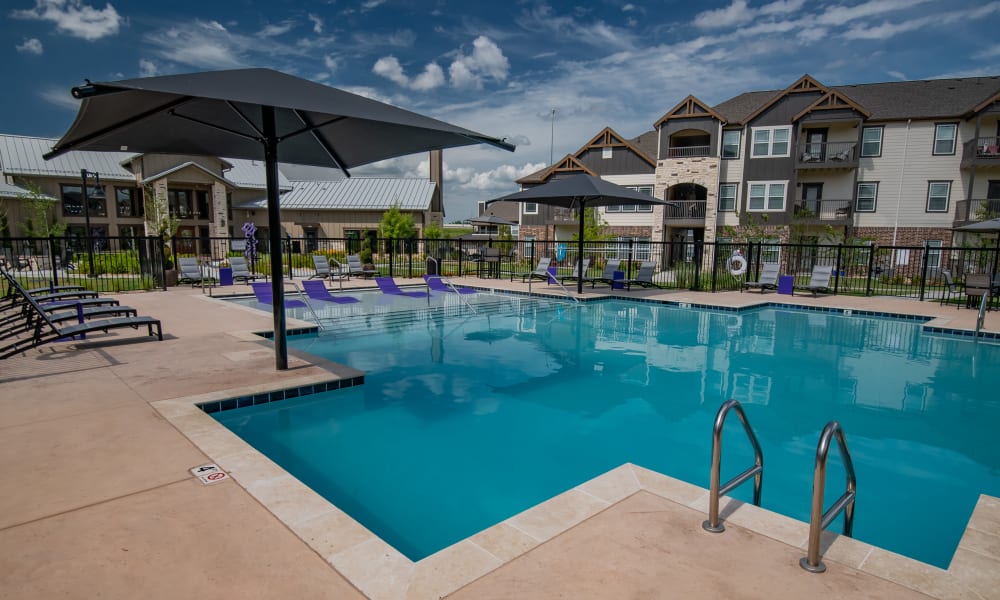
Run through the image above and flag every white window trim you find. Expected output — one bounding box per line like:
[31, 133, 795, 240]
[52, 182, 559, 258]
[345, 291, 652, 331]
[856, 182, 878, 212]
[602, 146, 613, 159]
[750, 126, 791, 158]
[719, 183, 738, 212]
[722, 130, 741, 159]
[523, 202, 538, 215]
[746, 180, 787, 212]
[933, 123, 957, 156]
[926, 181, 951, 213]
[860, 126, 883, 157]
[925, 240, 943, 268]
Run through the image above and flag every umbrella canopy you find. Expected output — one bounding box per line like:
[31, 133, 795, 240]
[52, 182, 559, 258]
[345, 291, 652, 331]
[956, 218, 1000, 275]
[469, 214, 517, 226]
[44, 68, 513, 370]
[487, 173, 668, 294]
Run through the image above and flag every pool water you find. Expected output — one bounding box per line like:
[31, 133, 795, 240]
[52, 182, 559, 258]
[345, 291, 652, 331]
[214, 299, 1000, 566]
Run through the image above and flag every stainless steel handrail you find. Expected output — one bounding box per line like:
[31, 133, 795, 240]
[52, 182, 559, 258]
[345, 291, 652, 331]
[528, 270, 580, 303]
[702, 399, 764, 533]
[976, 290, 988, 336]
[800, 421, 857, 573]
[429, 275, 477, 314]
[290, 282, 326, 331]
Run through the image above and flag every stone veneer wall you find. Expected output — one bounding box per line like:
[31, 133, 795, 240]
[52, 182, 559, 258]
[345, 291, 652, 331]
[655, 156, 720, 272]
[209, 182, 229, 249]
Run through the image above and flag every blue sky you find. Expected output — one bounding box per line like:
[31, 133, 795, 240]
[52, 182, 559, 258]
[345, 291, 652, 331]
[3, 0, 999, 220]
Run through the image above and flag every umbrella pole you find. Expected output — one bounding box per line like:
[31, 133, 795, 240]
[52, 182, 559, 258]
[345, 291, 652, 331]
[263, 106, 288, 370]
[578, 200, 585, 295]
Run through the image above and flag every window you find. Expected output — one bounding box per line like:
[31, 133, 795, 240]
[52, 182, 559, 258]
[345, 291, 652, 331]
[926, 181, 951, 212]
[747, 181, 786, 211]
[933, 123, 957, 155]
[602, 146, 613, 159]
[523, 202, 538, 214]
[861, 126, 883, 157]
[722, 130, 741, 159]
[925, 240, 942, 269]
[60, 183, 106, 218]
[168, 189, 194, 218]
[750, 126, 791, 158]
[115, 187, 142, 217]
[719, 183, 737, 211]
[856, 182, 878, 212]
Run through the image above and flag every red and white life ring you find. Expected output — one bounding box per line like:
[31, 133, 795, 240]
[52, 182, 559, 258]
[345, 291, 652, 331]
[727, 255, 748, 276]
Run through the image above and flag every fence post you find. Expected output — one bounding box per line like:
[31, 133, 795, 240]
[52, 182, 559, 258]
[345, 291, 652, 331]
[834, 244, 843, 295]
[693, 241, 702, 290]
[286, 234, 293, 280]
[48, 234, 59, 288]
[710, 241, 718, 293]
[158, 237, 167, 291]
[865, 245, 877, 296]
[387, 238, 394, 278]
[918, 243, 930, 301]
[628, 239, 635, 280]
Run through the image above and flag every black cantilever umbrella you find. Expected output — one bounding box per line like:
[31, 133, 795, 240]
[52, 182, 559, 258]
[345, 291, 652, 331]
[44, 68, 514, 370]
[487, 173, 667, 294]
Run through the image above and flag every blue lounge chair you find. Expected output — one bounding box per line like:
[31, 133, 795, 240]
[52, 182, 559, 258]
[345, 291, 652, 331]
[424, 275, 477, 294]
[375, 277, 427, 298]
[301, 280, 360, 304]
[250, 282, 307, 307]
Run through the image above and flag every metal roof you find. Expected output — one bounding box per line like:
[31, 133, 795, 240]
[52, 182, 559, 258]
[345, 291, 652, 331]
[0, 134, 135, 181]
[0, 134, 290, 190]
[0, 179, 54, 200]
[236, 177, 436, 211]
[141, 161, 234, 187]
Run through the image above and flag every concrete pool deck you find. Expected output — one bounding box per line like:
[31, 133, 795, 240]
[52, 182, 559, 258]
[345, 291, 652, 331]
[1, 279, 998, 599]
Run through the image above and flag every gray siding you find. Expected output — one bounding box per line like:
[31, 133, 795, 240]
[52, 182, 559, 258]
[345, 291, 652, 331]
[577, 147, 654, 175]
[658, 116, 718, 159]
[752, 92, 823, 126]
[799, 108, 864, 123]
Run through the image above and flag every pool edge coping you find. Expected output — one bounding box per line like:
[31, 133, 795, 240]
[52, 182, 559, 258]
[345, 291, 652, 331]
[152, 369, 997, 600]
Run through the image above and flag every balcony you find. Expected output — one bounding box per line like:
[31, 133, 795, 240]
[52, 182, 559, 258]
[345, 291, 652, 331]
[550, 207, 579, 225]
[664, 200, 706, 224]
[791, 199, 853, 223]
[961, 137, 1000, 168]
[795, 141, 858, 170]
[954, 198, 1000, 225]
[665, 145, 712, 158]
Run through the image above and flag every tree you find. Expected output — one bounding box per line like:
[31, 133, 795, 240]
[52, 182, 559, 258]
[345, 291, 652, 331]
[143, 184, 180, 240]
[423, 223, 444, 240]
[378, 203, 417, 240]
[569, 207, 611, 242]
[18, 182, 66, 238]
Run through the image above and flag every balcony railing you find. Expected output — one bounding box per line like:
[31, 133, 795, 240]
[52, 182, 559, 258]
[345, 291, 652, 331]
[664, 200, 707, 220]
[550, 207, 579, 224]
[792, 199, 853, 222]
[796, 141, 857, 168]
[955, 198, 1000, 224]
[961, 137, 1000, 167]
[666, 145, 712, 158]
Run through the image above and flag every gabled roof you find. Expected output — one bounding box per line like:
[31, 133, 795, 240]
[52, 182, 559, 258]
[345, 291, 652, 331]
[236, 177, 436, 211]
[227, 158, 291, 190]
[516, 154, 595, 185]
[629, 130, 657, 161]
[793, 89, 872, 122]
[575, 127, 656, 168]
[141, 162, 236, 188]
[739, 74, 828, 125]
[0, 134, 135, 181]
[654, 95, 726, 127]
[713, 90, 781, 124]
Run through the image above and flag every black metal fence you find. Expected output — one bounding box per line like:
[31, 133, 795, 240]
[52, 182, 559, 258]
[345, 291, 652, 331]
[3, 234, 996, 304]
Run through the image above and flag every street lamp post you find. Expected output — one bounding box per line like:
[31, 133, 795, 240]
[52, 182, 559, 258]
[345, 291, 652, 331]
[80, 169, 105, 278]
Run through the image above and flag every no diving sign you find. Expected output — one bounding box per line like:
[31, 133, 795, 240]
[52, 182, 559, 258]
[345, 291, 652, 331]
[190, 463, 229, 485]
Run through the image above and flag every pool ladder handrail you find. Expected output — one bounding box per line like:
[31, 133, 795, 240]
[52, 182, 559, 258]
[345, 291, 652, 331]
[290, 282, 326, 330]
[975, 289, 988, 337]
[800, 421, 857, 573]
[527, 270, 580, 303]
[702, 399, 764, 533]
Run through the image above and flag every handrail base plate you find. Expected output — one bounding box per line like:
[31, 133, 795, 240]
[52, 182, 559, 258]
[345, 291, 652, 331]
[701, 520, 725, 533]
[799, 557, 827, 573]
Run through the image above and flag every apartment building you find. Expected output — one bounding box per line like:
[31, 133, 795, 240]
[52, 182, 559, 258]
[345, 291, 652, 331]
[508, 74, 1000, 258]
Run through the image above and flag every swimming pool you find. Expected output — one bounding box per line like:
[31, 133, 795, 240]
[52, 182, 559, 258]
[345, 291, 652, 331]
[214, 298, 1000, 567]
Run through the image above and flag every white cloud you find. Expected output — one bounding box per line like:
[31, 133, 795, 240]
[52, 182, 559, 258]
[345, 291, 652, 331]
[11, 0, 122, 41]
[361, 0, 386, 10]
[622, 3, 635, 11]
[973, 44, 1000, 60]
[759, 0, 806, 16]
[448, 36, 509, 89]
[373, 55, 446, 91]
[307, 13, 323, 34]
[259, 20, 295, 37]
[16, 38, 44, 54]
[373, 56, 409, 86]
[323, 54, 340, 72]
[39, 85, 81, 110]
[516, 4, 636, 50]
[887, 70, 907, 80]
[693, 0, 753, 29]
[412, 63, 446, 91]
[138, 58, 158, 77]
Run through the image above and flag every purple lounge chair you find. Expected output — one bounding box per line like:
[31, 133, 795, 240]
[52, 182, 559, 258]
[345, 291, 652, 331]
[301, 280, 360, 304]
